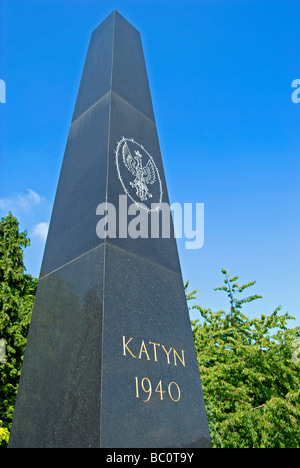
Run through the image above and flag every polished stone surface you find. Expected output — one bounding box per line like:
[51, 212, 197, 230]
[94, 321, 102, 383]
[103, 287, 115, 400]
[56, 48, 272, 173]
[107, 91, 181, 274]
[40, 95, 110, 277]
[9, 246, 104, 448]
[9, 10, 211, 448]
[100, 245, 211, 448]
[41, 11, 161, 278]
[71, 13, 114, 123]
[10, 243, 211, 448]
[111, 11, 155, 123]
[72, 11, 155, 124]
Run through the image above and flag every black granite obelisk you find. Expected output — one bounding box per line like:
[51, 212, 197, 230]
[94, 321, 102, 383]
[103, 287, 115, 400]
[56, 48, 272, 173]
[9, 11, 211, 448]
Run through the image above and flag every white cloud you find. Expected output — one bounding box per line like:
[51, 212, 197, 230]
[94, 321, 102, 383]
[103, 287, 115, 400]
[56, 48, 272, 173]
[23, 189, 42, 207]
[0, 189, 44, 214]
[32, 222, 49, 241]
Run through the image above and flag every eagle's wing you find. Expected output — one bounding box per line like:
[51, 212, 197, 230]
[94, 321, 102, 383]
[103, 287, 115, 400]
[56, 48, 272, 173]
[122, 141, 137, 175]
[142, 159, 156, 185]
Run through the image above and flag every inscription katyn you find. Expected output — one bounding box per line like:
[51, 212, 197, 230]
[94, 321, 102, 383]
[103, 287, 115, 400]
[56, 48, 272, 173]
[122, 336, 185, 366]
[122, 336, 185, 404]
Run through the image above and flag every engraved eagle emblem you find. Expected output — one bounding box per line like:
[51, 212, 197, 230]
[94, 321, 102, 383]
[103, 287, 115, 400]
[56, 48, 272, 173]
[122, 141, 156, 201]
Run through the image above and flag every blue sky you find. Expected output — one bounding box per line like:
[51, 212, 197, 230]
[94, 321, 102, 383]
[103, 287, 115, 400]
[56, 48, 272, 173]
[1, 0, 300, 325]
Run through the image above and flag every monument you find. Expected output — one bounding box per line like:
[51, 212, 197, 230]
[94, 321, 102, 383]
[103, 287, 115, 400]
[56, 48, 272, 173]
[9, 11, 211, 448]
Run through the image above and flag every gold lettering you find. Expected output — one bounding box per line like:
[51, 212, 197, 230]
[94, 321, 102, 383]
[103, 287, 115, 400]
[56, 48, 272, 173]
[122, 336, 136, 358]
[161, 345, 173, 364]
[149, 341, 160, 362]
[168, 381, 181, 402]
[173, 348, 185, 367]
[122, 335, 186, 368]
[138, 340, 150, 360]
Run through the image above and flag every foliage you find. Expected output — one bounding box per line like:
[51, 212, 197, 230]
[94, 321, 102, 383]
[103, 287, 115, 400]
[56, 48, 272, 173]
[0, 213, 38, 447]
[0, 420, 9, 444]
[187, 270, 300, 448]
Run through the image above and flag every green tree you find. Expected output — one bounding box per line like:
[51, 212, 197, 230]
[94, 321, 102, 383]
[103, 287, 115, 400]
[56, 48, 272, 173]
[188, 270, 300, 448]
[0, 420, 9, 445]
[0, 213, 38, 446]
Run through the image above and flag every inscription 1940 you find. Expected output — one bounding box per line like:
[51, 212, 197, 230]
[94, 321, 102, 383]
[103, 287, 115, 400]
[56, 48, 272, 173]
[122, 336, 186, 403]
